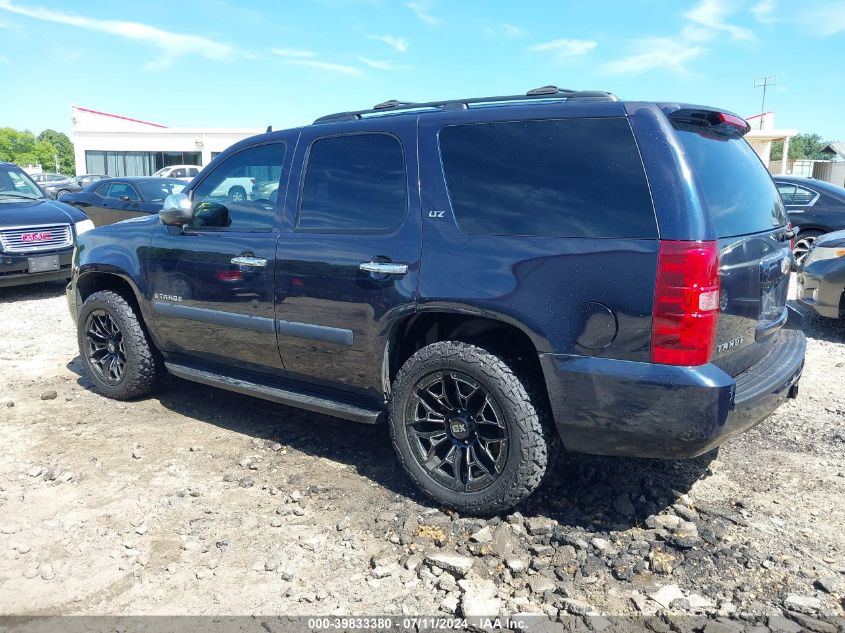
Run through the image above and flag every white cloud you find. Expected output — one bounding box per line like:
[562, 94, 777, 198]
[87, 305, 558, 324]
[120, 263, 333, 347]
[603, 0, 755, 76]
[528, 38, 597, 60]
[800, 1, 845, 36]
[685, 0, 754, 40]
[0, 0, 242, 70]
[369, 34, 408, 53]
[357, 56, 401, 70]
[284, 59, 362, 76]
[502, 23, 525, 37]
[603, 36, 706, 75]
[751, 0, 777, 23]
[271, 48, 316, 58]
[406, 2, 439, 26]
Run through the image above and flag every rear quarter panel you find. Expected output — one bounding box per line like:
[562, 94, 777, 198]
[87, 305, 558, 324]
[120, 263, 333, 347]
[417, 104, 659, 360]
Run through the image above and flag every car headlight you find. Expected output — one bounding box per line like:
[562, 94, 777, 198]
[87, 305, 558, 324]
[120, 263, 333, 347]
[74, 219, 95, 237]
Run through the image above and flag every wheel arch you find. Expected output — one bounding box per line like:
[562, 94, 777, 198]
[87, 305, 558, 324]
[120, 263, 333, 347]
[76, 267, 162, 349]
[384, 309, 549, 406]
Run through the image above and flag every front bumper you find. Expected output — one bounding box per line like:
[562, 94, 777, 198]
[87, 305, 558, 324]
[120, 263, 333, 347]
[797, 260, 845, 319]
[0, 249, 73, 288]
[541, 328, 806, 459]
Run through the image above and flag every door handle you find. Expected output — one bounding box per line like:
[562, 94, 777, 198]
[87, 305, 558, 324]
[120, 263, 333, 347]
[359, 261, 408, 275]
[231, 256, 267, 267]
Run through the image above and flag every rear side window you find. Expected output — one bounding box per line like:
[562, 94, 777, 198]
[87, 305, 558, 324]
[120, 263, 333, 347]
[297, 134, 407, 233]
[438, 118, 656, 238]
[676, 128, 787, 237]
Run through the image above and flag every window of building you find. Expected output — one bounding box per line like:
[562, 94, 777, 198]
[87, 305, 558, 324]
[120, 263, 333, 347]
[85, 151, 202, 177]
[438, 118, 656, 238]
[297, 134, 407, 233]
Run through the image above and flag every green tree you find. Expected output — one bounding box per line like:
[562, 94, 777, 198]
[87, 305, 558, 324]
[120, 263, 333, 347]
[37, 129, 75, 174]
[771, 133, 831, 161]
[0, 127, 76, 175]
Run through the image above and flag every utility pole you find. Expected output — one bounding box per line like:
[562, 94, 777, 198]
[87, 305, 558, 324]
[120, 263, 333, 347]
[753, 75, 776, 130]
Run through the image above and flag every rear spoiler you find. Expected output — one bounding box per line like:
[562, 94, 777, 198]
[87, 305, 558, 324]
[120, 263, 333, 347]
[666, 108, 751, 138]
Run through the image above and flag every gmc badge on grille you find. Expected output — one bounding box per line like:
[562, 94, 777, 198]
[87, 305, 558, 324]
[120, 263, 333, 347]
[21, 232, 53, 242]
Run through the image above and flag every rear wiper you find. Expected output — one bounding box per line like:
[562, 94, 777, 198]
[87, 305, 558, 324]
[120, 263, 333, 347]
[0, 192, 41, 200]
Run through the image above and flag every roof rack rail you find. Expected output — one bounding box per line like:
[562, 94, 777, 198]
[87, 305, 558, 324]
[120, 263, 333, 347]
[313, 86, 619, 124]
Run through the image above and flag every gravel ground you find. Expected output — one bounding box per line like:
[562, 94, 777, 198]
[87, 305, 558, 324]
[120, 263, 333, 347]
[0, 279, 843, 629]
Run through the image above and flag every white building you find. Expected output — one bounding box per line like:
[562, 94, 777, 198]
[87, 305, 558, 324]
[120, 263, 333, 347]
[71, 105, 263, 177]
[744, 112, 797, 174]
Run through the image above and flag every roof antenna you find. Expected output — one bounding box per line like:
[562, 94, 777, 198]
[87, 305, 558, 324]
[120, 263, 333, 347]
[266, 125, 272, 133]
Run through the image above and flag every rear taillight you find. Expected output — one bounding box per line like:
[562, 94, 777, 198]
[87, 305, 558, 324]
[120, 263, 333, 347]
[651, 240, 720, 366]
[787, 222, 795, 252]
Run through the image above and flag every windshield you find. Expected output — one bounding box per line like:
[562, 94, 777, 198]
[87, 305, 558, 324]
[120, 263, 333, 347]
[0, 165, 44, 200]
[138, 180, 186, 202]
[675, 126, 787, 237]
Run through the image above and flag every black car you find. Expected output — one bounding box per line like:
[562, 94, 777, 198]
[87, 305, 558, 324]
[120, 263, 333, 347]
[0, 162, 92, 287]
[773, 175, 845, 264]
[43, 174, 109, 200]
[66, 87, 805, 514]
[61, 177, 188, 227]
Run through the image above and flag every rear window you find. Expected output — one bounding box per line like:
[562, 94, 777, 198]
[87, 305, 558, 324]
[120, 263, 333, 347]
[438, 118, 657, 238]
[676, 127, 787, 237]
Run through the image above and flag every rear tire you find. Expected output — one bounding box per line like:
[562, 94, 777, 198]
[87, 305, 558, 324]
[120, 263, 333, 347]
[77, 290, 164, 400]
[389, 341, 555, 515]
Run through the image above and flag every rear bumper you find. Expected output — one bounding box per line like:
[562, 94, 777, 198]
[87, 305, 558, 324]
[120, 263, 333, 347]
[541, 328, 806, 459]
[797, 262, 845, 319]
[0, 249, 73, 287]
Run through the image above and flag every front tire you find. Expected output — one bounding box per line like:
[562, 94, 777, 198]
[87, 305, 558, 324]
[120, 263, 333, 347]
[77, 290, 164, 400]
[228, 185, 247, 202]
[389, 341, 554, 515]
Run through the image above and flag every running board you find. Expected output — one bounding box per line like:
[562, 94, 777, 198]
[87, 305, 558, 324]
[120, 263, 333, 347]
[165, 363, 384, 425]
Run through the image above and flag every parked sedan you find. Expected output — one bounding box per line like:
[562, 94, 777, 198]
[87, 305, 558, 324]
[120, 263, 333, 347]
[797, 229, 845, 320]
[61, 178, 186, 226]
[43, 174, 108, 199]
[773, 176, 845, 264]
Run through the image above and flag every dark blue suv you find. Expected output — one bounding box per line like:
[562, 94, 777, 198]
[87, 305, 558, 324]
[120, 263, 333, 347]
[66, 87, 806, 514]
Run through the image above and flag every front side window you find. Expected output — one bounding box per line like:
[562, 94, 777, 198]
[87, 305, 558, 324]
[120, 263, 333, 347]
[190, 143, 286, 231]
[297, 134, 407, 233]
[170, 168, 186, 178]
[106, 182, 140, 201]
[439, 118, 657, 238]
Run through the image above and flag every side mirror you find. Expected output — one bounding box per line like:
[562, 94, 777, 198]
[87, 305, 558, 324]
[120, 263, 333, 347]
[160, 192, 192, 226]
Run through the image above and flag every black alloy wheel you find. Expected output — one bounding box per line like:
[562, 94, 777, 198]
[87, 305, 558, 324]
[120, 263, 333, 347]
[84, 309, 127, 385]
[407, 370, 509, 493]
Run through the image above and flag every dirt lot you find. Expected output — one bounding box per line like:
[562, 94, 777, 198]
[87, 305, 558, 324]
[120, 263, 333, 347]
[0, 280, 843, 627]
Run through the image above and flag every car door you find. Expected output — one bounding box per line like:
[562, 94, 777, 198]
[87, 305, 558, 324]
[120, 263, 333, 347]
[97, 181, 146, 226]
[275, 120, 421, 401]
[147, 140, 292, 376]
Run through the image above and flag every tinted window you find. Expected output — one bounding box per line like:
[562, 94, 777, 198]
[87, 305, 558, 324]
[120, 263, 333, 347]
[676, 128, 787, 237]
[297, 134, 407, 233]
[188, 168, 199, 177]
[95, 182, 111, 196]
[170, 168, 186, 178]
[106, 182, 139, 201]
[439, 118, 656, 238]
[190, 142, 286, 231]
[791, 185, 817, 205]
[138, 180, 186, 201]
[777, 184, 797, 204]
